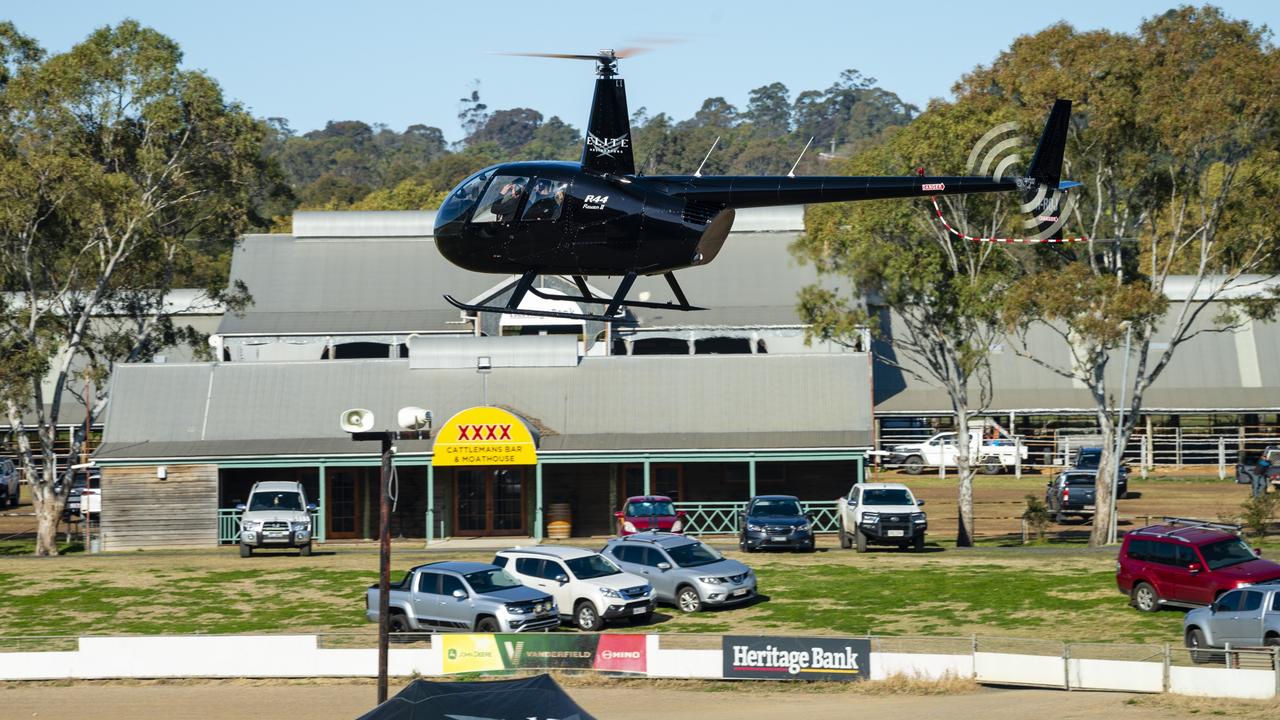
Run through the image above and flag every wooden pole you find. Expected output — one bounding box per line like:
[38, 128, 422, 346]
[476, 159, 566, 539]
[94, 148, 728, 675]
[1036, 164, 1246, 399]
[377, 434, 393, 705]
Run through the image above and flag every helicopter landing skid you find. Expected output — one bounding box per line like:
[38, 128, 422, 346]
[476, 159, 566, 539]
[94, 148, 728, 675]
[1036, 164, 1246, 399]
[443, 271, 704, 323]
[527, 272, 705, 313]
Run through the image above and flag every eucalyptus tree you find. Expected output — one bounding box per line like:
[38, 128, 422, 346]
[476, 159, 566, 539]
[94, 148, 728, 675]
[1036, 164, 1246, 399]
[0, 22, 275, 554]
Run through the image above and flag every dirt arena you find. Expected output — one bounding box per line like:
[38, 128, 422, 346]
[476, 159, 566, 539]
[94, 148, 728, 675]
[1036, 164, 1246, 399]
[5, 679, 1279, 720]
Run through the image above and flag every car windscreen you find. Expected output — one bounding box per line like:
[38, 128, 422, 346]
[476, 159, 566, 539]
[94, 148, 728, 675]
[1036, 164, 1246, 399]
[665, 541, 722, 568]
[749, 499, 802, 517]
[1199, 538, 1257, 570]
[565, 554, 621, 580]
[627, 501, 674, 517]
[248, 491, 303, 512]
[1075, 449, 1102, 469]
[862, 489, 914, 506]
[463, 568, 523, 593]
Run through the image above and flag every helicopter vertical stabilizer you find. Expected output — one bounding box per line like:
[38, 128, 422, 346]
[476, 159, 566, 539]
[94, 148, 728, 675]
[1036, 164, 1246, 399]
[582, 75, 635, 175]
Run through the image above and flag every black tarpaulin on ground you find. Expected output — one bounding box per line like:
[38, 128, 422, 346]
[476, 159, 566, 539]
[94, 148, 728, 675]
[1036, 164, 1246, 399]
[355, 674, 596, 720]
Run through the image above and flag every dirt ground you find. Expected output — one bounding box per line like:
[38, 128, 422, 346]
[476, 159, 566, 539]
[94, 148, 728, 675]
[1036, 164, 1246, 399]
[4, 679, 1279, 720]
[870, 469, 1253, 540]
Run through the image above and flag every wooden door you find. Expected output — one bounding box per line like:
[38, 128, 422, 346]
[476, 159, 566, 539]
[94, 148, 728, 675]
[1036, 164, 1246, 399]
[327, 471, 360, 539]
[453, 468, 527, 536]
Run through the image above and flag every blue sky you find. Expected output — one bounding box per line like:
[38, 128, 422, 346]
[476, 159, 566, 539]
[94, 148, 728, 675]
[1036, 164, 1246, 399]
[7, 1, 1278, 142]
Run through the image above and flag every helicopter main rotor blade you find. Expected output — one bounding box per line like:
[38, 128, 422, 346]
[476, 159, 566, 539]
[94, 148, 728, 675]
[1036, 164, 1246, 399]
[498, 52, 605, 61]
[497, 47, 650, 61]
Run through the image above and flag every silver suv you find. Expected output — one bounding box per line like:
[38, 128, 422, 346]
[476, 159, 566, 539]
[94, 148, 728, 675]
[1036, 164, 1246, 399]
[237, 481, 316, 557]
[366, 561, 559, 633]
[495, 545, 654, 630]
[602, 532, 756, 613]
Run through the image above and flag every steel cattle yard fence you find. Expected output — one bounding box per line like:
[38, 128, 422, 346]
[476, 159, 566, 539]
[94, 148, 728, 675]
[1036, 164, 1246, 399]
[876, 424, 1280, 474]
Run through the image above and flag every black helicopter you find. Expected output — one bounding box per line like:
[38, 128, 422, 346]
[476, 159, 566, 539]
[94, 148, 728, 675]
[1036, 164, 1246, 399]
[436, 49, 1075, 322]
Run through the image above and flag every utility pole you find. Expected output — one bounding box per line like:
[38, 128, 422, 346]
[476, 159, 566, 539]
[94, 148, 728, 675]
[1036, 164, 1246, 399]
[342, 406, 431, 707]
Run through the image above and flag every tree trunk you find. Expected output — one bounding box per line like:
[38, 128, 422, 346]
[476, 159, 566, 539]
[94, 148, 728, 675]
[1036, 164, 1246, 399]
[33, 429, 67, 557]
[956, 471, 976, 546]
[1089, 415, 1117, 547]
[955, 419, 976, 546]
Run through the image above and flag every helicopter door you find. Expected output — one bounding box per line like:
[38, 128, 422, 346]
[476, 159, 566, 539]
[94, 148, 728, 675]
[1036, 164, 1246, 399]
[508, 177, 570, 263]
[469, 175, 531, 257]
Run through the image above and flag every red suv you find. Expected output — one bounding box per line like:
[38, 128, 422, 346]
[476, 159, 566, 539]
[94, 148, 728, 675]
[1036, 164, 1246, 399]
[1116, 517, 1280, 612]
[614, 496, 685, 536]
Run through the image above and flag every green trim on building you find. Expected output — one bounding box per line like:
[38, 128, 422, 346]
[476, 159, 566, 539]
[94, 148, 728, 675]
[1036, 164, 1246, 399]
[99, 447, 866, 544]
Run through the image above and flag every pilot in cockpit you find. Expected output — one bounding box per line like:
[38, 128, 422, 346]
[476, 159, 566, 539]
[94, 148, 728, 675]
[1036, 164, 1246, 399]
[490, 178, 527, 222]
[524, 179, 566, 221]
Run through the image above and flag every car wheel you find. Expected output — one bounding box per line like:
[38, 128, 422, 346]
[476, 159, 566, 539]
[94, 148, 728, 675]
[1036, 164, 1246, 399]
[1264, 634, 1280, 647]
[299, 542, 312, 557]
[839, 518, 852, 549]
[855, 528, 867, 553]
[676, 586, 702, 613]
[1186, 627, 1210, 664]
[981, 462, 1003, 475]
[903, 455, 925, 475]
[575, 601, 604, 631]
[239, 543, 252, 558]
[1131, 582, 1160, 613]
[476, 617, 500, 632]
[913, 533, 925, 551]
[1054, 512, 1067, 524]
[388, 612, 411, 639]
[740, 536, 753, 553]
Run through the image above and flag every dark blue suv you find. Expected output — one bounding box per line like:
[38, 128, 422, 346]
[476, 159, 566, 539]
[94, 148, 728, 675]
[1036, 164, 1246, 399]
[738, 495, 815, 552]
[1074, 447, 1129, 498]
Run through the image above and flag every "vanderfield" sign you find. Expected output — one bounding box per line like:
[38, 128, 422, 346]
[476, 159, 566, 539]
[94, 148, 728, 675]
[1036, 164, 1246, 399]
[722, 636, 870, 681]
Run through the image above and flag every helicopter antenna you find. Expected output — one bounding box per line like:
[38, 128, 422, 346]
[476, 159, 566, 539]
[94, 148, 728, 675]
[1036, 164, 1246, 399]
[693, 136, 720, 178]
[787, 136, 815, 178]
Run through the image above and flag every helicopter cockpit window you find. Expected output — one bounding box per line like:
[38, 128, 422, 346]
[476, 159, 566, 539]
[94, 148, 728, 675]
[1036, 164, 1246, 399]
[471, 175, 530, 224]
[437, 169, 494, 225]
[521, 178, 568, 222]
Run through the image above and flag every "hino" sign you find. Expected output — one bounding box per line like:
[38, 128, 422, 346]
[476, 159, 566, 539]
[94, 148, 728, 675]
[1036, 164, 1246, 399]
[722, 636, 870, 681]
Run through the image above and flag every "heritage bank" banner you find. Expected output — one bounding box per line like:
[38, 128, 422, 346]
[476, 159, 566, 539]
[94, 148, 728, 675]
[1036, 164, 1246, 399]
[722, 636, 870, 681]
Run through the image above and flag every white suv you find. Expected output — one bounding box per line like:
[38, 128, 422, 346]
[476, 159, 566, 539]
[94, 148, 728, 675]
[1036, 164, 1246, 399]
[237, 481, 316, 557]
[494, 546, 655, 631]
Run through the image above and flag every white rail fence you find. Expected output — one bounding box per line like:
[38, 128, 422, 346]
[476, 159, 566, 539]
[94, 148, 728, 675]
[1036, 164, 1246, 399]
[0, 633, 1276, 700]
[876, 424, 1280, 475]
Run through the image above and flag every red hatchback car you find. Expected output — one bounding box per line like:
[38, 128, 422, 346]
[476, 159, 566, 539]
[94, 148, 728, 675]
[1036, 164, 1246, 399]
[1117, 517, 1280, 612]
[614, 495, 686, 536]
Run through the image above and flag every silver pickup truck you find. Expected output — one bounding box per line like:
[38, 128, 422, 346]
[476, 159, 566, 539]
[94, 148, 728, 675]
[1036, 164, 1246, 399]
[366, 561, 560, 634]
[1183, 581, 1280, 660]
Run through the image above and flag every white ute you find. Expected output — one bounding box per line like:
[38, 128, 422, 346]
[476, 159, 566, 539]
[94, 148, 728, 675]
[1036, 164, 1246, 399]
[837, 482, 928, 552]
[883, 431, 1027, 475]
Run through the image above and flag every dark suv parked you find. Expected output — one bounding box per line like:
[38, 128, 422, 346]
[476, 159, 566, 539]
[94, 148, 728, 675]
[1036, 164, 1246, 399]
[738, 495, 814, 552]
[1072, 447, 1128, 498]
[1117, 517, 1280, 612]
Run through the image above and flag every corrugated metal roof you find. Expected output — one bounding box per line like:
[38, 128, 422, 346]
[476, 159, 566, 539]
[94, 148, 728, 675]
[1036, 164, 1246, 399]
[96, 353, 873, 459]
[293, 211, 436, 238]
[874, 302, 1280, 413]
